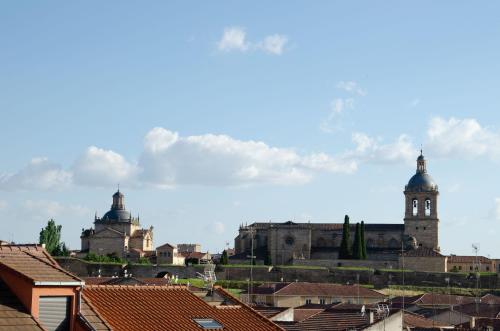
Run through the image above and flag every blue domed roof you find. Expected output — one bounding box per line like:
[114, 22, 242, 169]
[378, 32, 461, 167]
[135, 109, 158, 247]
[102, 209, 131, 221]
[407, 172, 437, 191]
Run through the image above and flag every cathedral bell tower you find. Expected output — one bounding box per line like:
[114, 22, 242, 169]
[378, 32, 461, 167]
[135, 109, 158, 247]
[404, 151, 439, 251]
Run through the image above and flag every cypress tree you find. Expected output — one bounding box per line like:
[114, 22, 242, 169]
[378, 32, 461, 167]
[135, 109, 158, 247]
[339, 215, 352, 259]
[361, 221, 367, 259]
[221, 250, 229, 265]
[352, 223, 362, 259]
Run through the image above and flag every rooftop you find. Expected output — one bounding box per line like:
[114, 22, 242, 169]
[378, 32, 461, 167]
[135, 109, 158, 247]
[0, 279, 44, 330]
[448, 255, 492, 263]
[247, 282, 386, 299]
[0, 245, 82, 285]
[82, 285, 283, 331]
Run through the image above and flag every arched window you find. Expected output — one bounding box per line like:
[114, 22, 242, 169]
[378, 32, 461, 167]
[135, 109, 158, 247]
[425, 199, 431, 216]
[412, 199, 418, 216]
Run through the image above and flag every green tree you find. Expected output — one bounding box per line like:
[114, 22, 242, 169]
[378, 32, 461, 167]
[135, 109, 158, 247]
[264, 250, 272, 266]
[221, 250, 229, 265]
[39, 219, 69, 256]
[360, 221, 367, 259]
[352, 223, 363, 259]
[339, 215, 352, 259]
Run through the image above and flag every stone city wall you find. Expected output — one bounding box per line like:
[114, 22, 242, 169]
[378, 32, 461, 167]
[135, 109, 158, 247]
[56, 257, 499, 289]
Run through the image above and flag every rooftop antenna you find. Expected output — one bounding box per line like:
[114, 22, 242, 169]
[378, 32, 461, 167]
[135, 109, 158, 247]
[117, 183, 120, 192]
[196, 262, 217, 292]
[472, 243, 480, 312]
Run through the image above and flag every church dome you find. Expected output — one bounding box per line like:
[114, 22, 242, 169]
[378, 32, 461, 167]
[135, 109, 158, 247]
[407, 172, 437, 191]
[406, 151, 438, 192]
[102, 209, 131, 221]
[99, 189, 132, 222]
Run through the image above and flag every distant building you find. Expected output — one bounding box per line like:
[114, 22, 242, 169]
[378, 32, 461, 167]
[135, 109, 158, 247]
[448, 255, 497, 273]
[181, 251, 211, 264]
[80, 190, 154, 260]
[234, 152, 442, 269]
[177, 243, 201, 253]
[156, 243, 185, 265]
[241, 282, 386, 308]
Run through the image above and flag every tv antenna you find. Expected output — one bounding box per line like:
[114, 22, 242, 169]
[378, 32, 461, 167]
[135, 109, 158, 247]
[196, 262, 217, 291]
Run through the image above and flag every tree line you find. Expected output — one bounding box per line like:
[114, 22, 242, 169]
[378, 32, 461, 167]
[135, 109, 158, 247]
[339, 215, 367, 260]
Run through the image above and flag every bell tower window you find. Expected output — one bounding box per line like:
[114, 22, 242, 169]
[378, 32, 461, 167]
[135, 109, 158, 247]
[412, 199, 418, 216]
[425, 199, 431, 216]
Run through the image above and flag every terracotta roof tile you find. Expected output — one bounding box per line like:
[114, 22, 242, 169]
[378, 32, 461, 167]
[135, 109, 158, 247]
[403, 247, 443, 257]
[0, 279, 44, 330]
[0, 245, 81, 284]
[403, 311, 450, 328]
[83, 277, 172, 286]
[83, 285, 283, 331]
[272, 282, 385, 299]
[448, 255, 492, 263]
[252, 306, 289, 319]
[482, 294, 500, 305]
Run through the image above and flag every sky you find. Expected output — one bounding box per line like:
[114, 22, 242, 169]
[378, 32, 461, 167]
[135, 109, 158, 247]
[1, 1, 500, 257]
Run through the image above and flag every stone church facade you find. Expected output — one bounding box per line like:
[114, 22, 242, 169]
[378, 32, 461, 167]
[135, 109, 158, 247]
[234, 152, 440, 264]
[81, 190, 154, 259]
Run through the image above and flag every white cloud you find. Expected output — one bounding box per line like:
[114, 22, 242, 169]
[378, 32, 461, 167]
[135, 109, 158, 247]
[347, 133, 416, 165]
[1, 127, 423, 191]
[139, 128, 356, 187]
[258, 34, 288, 55]
[217, 27, 249, 52]
[217, 26, 288, 55]
[336, 81, 366, 96]
[0, 157, 71, 191]
[319, 98, 354, 133]
[426, 117, 500, 159]
[72, 146, 138, 187]
[24, 199, 89, 219]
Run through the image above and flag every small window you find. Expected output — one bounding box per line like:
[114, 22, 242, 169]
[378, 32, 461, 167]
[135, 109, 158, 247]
[486, 266, 490, 271]
[416, 227, 419, 230]
[193, 318, 223, 329]
[470, 266, 473, 271]
[412, 199, 418, 216]
[305, 299, 312, 304]
[423, 227, 426, 230]
[425, 199, 431, 216]
[319, 298, 326, 305]
[459, 266, 462, 270]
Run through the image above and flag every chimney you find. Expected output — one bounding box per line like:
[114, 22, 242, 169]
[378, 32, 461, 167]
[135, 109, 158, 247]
[369, 311, 374, 324]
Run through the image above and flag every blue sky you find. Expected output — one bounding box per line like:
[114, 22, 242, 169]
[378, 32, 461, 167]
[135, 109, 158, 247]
[1, 2, 500, 257]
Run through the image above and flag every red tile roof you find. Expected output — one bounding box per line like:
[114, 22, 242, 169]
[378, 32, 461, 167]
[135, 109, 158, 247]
[403, 311, 450, 328]
[448, 255, 492, 263]
[258, 282, 385, 299]
[403, 247, 443, 257]
[0, 279, 44, 330]
[392, 293, 475, 306]
[0, 245, 82, 284]
[253, 306, 290, 319]
[482, 294, 500, 305]
[82, 285, 283, 331]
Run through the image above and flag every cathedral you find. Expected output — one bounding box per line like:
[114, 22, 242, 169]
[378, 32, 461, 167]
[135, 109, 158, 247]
[234, 152, 440, 264]
[80, 190, 154, 260]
